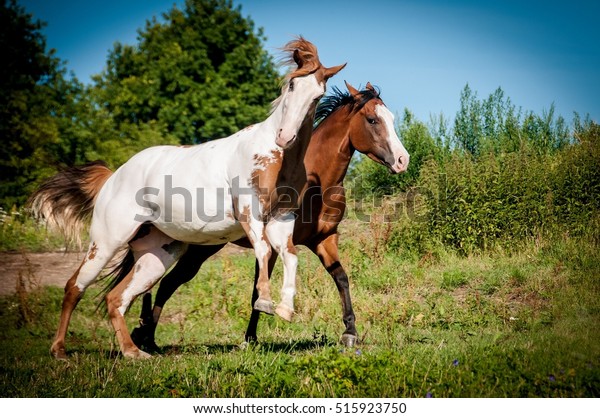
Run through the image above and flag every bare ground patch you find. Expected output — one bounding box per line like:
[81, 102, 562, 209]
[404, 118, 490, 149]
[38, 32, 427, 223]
[0, 243, 250, 296]
[0, 251, 85, 296]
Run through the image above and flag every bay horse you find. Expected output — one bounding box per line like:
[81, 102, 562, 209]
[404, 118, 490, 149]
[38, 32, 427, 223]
[130, 81, 410, 351]
[29, 37, 345, 359]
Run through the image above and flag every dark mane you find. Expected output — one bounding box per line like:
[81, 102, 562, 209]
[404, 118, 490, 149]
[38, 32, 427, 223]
[314, 85, 381, 127]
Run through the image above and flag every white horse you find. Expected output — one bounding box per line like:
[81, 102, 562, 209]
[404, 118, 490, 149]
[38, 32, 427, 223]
[30, 37, 345, 359]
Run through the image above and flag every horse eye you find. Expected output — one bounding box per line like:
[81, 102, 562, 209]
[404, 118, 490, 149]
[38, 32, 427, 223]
[367, 117, 377, 125]
[289, 81, 294, 92]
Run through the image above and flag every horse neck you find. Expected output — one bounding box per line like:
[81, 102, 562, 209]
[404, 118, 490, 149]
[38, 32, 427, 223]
[306, 108, 355, 187]
[278, 111, 314, 186]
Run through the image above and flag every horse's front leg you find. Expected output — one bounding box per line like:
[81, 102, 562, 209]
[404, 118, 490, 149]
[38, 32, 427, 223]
[245, 252, 278, 342]
[240, 215, 275, 315]
[266, 212, 298, 322]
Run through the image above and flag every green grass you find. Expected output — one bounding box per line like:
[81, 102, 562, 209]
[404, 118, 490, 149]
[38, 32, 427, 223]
[1, 219, 599, 397]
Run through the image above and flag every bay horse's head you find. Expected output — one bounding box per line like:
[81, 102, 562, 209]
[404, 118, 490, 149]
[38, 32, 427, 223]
[274, 37, 346, 149]
[325, 81, 410, 173]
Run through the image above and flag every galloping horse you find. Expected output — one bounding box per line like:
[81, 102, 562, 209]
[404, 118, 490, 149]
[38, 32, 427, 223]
[130, 82, 410, 351]
[29, 37, 345, 359]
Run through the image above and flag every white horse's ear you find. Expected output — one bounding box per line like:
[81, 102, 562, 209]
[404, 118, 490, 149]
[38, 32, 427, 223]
[344, 80, 360, 96]
[324, 63, 346, 80]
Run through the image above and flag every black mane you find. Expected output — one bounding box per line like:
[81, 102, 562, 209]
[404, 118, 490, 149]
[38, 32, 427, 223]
[314, 85, 381, 127]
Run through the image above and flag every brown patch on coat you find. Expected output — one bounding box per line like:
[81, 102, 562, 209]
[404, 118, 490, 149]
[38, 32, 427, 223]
[251, 149, 283, 213]
[88, 242, 98, 260]
[238, 205, 252, 226]
[286, 234, 297, 255]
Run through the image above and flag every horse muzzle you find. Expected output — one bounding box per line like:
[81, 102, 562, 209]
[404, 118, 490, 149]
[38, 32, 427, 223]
[390, 153, 410, 174]
[276, 130, 297, 149]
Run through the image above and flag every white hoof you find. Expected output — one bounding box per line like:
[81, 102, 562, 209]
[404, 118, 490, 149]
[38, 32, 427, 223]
[275, 304, 294, 322]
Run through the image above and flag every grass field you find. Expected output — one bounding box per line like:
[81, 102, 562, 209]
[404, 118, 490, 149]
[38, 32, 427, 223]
[0, 215, 599, 398]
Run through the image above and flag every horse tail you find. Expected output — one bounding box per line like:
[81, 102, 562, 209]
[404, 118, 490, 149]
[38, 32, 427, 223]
[28, 160, 113, 246]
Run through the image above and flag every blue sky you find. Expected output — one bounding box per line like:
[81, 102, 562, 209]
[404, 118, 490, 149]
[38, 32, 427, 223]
[20, 0, 600, 125]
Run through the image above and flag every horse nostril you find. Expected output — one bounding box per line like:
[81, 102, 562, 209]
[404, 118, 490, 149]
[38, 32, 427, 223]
[398, 155, 409, 171]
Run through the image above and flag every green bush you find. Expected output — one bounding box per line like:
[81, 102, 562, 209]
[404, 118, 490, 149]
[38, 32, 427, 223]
[0, 206, 66, 252]
[393, 122, 599, 255]
[552, 122, 600, 234]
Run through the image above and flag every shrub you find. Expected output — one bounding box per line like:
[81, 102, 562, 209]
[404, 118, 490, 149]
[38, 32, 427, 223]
[384, 121, 599, 256]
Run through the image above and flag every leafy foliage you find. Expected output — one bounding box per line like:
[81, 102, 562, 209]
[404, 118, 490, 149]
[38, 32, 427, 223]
[1, 0, 280, 207]
[349, 83, 598, 255]
[453, 84, 570, 156]
[0, 0, 75, 207]
[91, 0, 280, 146]
[385, 120, 599, 255]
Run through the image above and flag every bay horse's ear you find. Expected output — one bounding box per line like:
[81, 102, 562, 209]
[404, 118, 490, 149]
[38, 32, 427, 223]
[344, 80, 360, 97]
[366, 82, 375, 92]
[324, 63, 346, 80]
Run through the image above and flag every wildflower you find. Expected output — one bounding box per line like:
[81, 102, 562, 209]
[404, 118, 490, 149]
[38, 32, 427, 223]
[549, 375, 556, 382]
[452, 359, 459, 367]
[355, 349, 362, 356]
[426, 392, 433, 398]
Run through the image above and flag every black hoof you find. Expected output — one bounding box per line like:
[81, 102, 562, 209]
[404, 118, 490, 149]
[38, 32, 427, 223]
[130, 326, 145, 346]
[131, 327, 161, 353]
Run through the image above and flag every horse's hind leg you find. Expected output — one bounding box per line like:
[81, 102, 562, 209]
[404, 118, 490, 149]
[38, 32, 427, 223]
[51, 241, 121, 359]
[131, 243, 224, 352]
[311, 233, 358, 347]
[106, 229, 186, 359]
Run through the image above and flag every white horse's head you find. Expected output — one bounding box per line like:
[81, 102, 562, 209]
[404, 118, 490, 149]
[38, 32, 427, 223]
[275, 38, 345, 149]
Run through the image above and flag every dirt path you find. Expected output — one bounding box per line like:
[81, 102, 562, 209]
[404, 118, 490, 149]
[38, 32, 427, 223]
[0, 251, 84, 296]
[0, 244, 250, 296]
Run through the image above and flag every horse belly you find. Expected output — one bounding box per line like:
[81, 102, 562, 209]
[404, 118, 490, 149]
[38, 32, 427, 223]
[154, 216, 245, 245]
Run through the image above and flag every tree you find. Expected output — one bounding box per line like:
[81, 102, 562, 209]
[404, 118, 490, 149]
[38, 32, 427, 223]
[453, 84, 570, 157]
[0, 0, 282, 207]
[0, 0, 73, 208]
[453, 84, 482, 156]
[91, 0, 281, 145]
